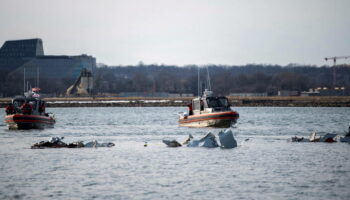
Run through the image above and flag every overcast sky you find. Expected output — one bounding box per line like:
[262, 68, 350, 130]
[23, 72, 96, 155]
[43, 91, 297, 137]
[0, 0, 349, 66]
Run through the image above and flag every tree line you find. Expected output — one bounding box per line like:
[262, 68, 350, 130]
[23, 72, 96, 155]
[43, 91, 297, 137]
[1, 64, 349, 97]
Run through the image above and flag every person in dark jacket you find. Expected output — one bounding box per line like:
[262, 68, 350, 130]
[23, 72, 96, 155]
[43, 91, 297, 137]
[21, 103, 32, 115]
[5, 103, 14, 115]
[39, 102, 45, 114]
[187, 103, 193, 115]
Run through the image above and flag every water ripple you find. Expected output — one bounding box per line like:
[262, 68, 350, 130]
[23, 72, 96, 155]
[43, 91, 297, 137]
[0, 107, 349, 199]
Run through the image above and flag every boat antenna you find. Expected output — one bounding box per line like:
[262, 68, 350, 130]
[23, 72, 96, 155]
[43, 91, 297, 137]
[206, 66, 212, 91]
[23, 67, 26, 93]
[197, 66, 200, 97]
[36, 67, 39, 88]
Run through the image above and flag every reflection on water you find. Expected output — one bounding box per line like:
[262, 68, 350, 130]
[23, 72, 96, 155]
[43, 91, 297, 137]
[0, 107, 349, 199]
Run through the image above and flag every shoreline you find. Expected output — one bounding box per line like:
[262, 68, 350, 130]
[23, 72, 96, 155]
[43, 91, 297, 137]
[0, 96, 350, 107]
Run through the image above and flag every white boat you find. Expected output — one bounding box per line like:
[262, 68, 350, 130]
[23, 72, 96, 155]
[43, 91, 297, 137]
[179, 89, 239, 128]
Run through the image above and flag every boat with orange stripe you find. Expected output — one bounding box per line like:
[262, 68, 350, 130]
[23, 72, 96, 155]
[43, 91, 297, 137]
[4, 88, 56, 129]
[179, 89, 239, 128]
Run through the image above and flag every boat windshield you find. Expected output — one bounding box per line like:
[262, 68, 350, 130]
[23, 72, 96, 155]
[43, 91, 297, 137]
[13, 99, 25, 108]
[13, 98, 38, 110]
[218, 97, 229, 107]
[28, 100, 38, 110]
[206, 97, 229, 108]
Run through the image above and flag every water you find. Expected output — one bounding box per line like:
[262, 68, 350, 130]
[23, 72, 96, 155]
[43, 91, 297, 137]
[0, 107, 349, 200]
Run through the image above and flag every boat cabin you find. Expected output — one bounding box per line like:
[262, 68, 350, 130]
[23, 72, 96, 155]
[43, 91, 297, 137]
[191, 96, 231, 114]
[11, 96, 46, 115]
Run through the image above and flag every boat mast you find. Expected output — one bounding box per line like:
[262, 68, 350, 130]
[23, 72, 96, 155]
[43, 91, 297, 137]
[198, 66, 200, 97]
[206, 66, 212, 91]
[37, 67, 39, 88]
[23, 67, 26, 93]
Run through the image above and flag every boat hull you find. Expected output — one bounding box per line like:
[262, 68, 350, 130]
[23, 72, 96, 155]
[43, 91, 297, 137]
[4, 114, 55, 130]
[179, 111, 239, 128]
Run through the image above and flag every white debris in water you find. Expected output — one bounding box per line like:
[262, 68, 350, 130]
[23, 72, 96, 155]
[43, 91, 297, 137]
[218, 129, 237, 149]
[84, 140, 115, 147]
[187, 132, 219, 148]
[140, 100, 170, 103]
[187, 140, 200, 147]
[201, 133, 219, 148]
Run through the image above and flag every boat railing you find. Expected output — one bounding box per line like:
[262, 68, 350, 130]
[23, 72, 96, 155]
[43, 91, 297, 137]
[177, 112, 186, 117]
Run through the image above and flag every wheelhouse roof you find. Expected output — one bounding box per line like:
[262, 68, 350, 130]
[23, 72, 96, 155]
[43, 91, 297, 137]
[13, 96, 41, 102]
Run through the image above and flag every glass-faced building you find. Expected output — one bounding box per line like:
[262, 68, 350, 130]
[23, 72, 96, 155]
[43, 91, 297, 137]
[0, 38, 96, 79]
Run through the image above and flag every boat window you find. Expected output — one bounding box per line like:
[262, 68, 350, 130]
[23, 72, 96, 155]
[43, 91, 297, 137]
[206, 97, 229, 108]
[193, 100, 200, 110]
[218, 97, 229, 107]
[28, 100, 37, 110]
[206, 98, 221, 108]
[13, 100, 25, 108]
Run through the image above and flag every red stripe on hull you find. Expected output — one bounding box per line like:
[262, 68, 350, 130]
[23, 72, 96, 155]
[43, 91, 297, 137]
[4, 114, 55, 129]
[5, 114, 53, 120]
[179, 111, 239, 128]
[5, 119, 55, 124]
[185, 111, 238, 119]
[179, 116, 238, 124]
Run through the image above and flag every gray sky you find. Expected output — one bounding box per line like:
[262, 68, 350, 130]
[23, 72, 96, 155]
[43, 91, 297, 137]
[0, 0, 349, 66]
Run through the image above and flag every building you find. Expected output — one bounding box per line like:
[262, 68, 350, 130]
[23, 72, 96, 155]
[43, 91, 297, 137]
[277, 90, 299, 96]
[118, 92, 194, 97]
[229, 92, 268, 97]
[0, 38, 96, 79]
[300, 89, 320, 96]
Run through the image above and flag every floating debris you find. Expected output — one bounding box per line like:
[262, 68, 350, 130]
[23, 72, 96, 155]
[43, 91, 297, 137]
[31, 137, 114, 149]
[198, 132, 219, 148]
[182, 134, 193, 145]
[162, 139, 182, 147]
[163, 130, 237, 149]
[340, 136, 350, 143]
[341, 126, 350, 143]
[67, 141, 84, 148]
[84, 140, 115, 148]
[290, 136, 309, 142]
[319, 133, 337, 143]
[290, 131, 350, 143]
[309, 132, 320, 142]
[218, 129, 237, 149]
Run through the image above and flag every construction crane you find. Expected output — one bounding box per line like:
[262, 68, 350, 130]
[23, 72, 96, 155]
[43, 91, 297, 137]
[324, 56, 350, 87]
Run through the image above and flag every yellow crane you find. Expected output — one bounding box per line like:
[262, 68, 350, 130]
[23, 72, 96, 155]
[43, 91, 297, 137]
[324, 56, 350, 87]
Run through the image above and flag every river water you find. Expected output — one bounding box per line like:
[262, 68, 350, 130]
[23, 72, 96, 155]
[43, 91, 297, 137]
[0, 107, 349, 200]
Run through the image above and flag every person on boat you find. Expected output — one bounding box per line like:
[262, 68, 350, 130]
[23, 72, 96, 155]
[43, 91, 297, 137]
[39, 102, 45, 114]
[187, 103, 193, 115]
[21, 102, 32, 115]
[200, 100, 204, 111]
[5, 103, 14, 115]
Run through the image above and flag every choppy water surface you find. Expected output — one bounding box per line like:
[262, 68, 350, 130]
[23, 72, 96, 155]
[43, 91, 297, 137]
[0, 107, 349, 200]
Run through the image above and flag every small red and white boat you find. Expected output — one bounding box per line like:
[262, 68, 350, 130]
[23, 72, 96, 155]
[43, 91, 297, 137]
[179, 90, 239, 128]
[4, 88, 55, 130]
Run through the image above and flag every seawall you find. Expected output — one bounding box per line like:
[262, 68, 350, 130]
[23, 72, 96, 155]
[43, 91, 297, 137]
[1, 96, 350, 107]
